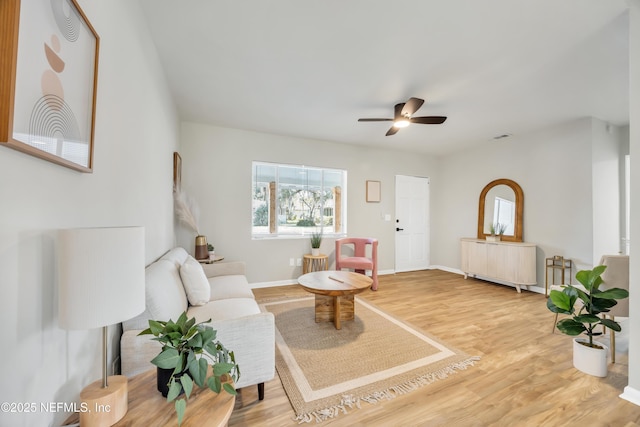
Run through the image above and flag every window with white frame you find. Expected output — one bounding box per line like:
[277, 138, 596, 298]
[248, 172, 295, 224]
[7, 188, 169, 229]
[252, 161, 347, 238]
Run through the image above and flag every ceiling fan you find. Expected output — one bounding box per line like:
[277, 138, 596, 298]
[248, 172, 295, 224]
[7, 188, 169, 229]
[358, 97, 447, 136]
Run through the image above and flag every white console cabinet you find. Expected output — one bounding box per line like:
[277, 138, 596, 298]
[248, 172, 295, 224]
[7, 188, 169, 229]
[460, 238, 536, 293]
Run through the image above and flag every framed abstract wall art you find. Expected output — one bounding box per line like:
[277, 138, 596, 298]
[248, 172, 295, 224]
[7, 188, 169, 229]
[0, 0, 100, 172]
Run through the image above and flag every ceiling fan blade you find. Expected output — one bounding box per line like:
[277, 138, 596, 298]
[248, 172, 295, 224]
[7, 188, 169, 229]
[394, 103, 405, 120]
[401, 97, 424, 117]
[410, 116, 447, 125]
[385, 126, 400, 136]
[357, 118, 393, 122]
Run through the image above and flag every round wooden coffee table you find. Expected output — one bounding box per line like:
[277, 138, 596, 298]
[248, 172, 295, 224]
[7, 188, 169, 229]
[297, 270, 373, 329]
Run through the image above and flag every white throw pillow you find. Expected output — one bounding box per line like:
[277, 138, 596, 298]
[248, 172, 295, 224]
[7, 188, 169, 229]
[179, 256, 211, 306]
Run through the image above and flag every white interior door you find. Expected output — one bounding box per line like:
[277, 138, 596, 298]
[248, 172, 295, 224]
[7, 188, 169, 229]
[395, 175, 430, 272]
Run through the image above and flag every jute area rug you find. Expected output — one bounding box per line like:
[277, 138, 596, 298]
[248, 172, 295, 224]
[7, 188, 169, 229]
[260, 296, 479, 423]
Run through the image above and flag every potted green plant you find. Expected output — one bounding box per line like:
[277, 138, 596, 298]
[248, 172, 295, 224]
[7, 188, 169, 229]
[139, 312, 240, 425]
[486, 222, 506, 242]
[310, 230, 322, 256]
[546, 265, 629, 377]
[207, 243, 215, 258]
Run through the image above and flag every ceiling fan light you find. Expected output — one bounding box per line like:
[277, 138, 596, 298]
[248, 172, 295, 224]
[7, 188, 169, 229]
[393, 119, 410, 128]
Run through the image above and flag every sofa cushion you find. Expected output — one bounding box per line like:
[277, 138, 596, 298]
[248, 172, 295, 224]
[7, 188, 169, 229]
[187, 298, 261, 323]
[123, 259, 188, 331]
[208, 275, 254, 301]
[160, 247, 190, 268]
[179, 256, 211, 306]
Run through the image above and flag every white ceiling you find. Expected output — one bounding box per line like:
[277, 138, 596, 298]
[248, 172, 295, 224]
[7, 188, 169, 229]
[139, 0, 629, 156]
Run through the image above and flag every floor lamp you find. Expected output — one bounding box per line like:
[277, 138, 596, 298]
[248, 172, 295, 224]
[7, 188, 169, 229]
[58, 226, 145, 427]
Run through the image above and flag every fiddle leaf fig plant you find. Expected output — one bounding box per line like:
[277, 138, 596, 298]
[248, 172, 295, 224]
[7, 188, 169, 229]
[139, 312, 240, 426]
[546, 265, 629, 348]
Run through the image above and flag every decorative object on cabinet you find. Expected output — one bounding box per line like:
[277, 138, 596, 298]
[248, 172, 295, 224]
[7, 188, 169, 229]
[477, 179, 524, 242]
[545, 255, 572, 296]
[1, 0, 99, 172]
[546, 265, 629, 377]
[58, 226, 145, 427]
[139, 312, 239, 425]
[486, 222, 507, 242]
[460, 238, 536, 293]
[366, 180, 381, 202]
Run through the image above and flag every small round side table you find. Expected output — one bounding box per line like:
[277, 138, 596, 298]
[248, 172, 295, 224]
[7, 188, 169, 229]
[303, 253, 329, 274]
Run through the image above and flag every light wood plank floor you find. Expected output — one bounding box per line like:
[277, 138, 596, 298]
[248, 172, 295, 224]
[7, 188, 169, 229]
[229, 270, 640, 426]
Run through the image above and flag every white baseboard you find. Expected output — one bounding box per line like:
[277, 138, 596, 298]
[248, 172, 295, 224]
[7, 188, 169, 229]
[620, 385, 640, 406]
[430, 265, 464, 275]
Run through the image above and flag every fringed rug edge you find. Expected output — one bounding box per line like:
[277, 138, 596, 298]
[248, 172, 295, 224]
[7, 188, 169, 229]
[293, 356, 481, 424]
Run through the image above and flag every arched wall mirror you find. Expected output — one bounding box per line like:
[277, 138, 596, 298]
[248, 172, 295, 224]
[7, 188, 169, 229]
[477, 178, 524, 242]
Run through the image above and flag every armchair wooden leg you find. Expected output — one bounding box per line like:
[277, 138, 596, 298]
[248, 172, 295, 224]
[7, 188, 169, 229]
[610, 315, 616, 364]
[552, 313, 558, 334]
[258, 382, 265, 400]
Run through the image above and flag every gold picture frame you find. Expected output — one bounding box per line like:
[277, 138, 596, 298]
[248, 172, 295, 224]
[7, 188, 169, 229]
[0, 0, 100, 172]
[173, 152, 182, 191]
[366, 180, 381, 203]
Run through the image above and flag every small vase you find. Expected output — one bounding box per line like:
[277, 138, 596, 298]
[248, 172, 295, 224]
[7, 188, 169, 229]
[311, 248, 320, 256]
[195, 235, 209, 260]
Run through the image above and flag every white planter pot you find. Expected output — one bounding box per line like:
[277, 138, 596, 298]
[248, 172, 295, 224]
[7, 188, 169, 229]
[485, 235, 501, 242]
[573, 338, 608, 377]
[311, 248, 320, 256]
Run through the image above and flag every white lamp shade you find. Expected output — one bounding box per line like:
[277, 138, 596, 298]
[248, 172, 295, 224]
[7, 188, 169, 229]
[58, 226, 146, 330]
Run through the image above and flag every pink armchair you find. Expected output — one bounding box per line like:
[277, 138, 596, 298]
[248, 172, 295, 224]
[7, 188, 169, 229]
[335, 237, 379, 290]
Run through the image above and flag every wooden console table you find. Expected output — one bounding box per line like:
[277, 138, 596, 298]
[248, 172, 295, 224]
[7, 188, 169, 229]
[64, 369, 235, 427]
[460, 238, 537, 293]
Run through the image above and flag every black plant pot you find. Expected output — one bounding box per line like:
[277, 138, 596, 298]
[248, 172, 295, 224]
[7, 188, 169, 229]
[157, 367, 174, 397]
[157, 367, 187, 397]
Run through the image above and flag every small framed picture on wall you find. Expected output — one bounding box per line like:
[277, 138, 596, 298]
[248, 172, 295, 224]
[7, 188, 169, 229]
[173, 152, 181, 191]
[366, 180, 381, 202]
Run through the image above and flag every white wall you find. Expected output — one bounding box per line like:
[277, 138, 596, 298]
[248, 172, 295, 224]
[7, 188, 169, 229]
[432, 119, 620, 286]
[592, 120, 623, 262]
[0, 1, 178, 426]
[623, 0, 640, 406]
[179, 122, 439, 283]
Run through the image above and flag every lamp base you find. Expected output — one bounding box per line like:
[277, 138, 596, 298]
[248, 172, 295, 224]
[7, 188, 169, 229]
[79, 375, 128, 427]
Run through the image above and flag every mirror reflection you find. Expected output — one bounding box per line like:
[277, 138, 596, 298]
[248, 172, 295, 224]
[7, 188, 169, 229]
[483, 185, 516, 236]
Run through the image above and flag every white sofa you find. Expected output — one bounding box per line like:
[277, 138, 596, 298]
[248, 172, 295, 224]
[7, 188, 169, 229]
[121, 247, 275, 399]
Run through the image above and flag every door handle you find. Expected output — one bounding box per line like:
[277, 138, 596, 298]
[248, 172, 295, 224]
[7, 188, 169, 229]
[396, 227, 404, 231]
